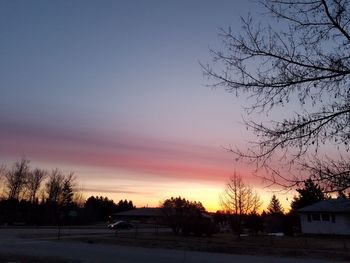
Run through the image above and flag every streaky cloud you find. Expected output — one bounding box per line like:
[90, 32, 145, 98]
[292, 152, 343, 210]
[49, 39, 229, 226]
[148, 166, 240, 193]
[0, 120, 255, 183]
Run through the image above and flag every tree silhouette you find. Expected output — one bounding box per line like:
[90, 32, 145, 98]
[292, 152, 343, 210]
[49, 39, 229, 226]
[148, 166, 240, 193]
[203, 0, 350, 193]
[26, 168, 46, 203]
[61, 173, 75, 206]
[291, 179, 325, 210]
[0, 159, 138, 225]
[267, 195, 284, 215]
[116, 199, 135, 212]
[0, 164, 5, 194]
[45, 169, 75, 206]
[221, 173, 261, 215]
[264, 195, 286, 234]
[45, 169, 65, 204]
[221, 172, 261, 238]
[84, 197, 135, 222]
[4, 159, 30, 200]
[161, 196, 206, 235]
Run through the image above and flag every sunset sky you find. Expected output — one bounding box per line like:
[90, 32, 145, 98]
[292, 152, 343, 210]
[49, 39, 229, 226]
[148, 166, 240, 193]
[0, 0, 293, 211]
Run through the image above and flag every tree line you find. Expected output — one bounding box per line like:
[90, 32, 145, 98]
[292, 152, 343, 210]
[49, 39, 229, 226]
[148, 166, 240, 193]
[215, 172, 341, 238]
[160, 172, 337, 238]
[1, 159, 338, 235]
[0, 159, 135, 225]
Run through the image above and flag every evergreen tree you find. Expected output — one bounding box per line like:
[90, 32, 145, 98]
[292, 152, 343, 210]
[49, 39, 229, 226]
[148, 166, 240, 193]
[61, 173, 75, 206]
[267, 195, 283, 215]
[291, 179, 325, 211]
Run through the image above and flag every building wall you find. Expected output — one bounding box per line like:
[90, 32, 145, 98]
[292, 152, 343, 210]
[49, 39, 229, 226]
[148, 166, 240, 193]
[300, 213, 350, 235]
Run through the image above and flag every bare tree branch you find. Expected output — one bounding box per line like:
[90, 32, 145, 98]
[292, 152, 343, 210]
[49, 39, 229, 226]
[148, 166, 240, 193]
[203, 0, 350, 193]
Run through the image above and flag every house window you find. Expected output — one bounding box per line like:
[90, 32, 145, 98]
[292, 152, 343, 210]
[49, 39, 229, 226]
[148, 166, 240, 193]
[307, 214, 311, 222]
[331, 214, 336, 223]
[312, 214, 320, 221]
[321, 214, 330, 221]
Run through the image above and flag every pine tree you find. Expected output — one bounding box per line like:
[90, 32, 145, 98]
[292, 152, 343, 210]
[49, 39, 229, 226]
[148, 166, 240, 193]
[291, 179, 325, 210]
[267, 195, 283, 215]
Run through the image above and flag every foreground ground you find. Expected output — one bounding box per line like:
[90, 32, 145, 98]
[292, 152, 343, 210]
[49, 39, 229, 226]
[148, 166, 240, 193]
[0, 227, 349, 263]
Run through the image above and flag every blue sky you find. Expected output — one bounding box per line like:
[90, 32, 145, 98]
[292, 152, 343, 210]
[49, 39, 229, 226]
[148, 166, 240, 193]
[1, 0, 257, 137]
[0, 0, 292, 210]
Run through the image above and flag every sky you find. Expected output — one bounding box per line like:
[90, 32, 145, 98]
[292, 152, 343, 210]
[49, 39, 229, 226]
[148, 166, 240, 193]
[0, 0, 293, 211]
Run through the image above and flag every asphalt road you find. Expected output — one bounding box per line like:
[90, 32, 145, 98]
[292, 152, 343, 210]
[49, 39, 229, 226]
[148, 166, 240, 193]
[0, 228, 337, 263]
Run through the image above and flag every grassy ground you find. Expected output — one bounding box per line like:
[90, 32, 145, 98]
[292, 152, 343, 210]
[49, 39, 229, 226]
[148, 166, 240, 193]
[63, 231, 350, 262]
[13, 227, 350, 262]
[0, 252, 75, 263]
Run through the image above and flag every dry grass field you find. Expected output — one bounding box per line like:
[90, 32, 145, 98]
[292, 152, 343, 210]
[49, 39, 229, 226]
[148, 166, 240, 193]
[5, 227, 350, 262]
[62, 230, 350, 262]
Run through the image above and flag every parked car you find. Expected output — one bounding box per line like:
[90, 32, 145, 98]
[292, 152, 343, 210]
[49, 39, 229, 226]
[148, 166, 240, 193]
[107, 220, 133, 230]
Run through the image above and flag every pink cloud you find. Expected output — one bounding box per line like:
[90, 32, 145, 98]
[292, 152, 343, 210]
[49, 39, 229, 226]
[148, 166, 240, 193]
[0, 121, 258, 184]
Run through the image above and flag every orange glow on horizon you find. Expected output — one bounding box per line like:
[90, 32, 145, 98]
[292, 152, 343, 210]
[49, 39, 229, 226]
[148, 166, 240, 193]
[82, 180, 294, 214]
[1, 128, 295, 214]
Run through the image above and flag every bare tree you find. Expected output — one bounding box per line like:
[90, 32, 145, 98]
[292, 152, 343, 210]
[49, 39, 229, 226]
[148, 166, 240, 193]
[0, 164, 6, 198]
[26, 168, 47, 203]
[4, 159, 30, 200]
[45, 169, 75, 205]
[221, 172, 261, 237]
[203, 0, 350, 192]
[46, 169, 65, 203]
[300, 156, 350, 193]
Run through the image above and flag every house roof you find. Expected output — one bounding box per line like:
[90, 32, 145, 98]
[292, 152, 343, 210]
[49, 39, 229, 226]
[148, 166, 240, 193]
[112, 207, 213, 219]
[112, 207, 163, 217]
[298, 199, 350, 213]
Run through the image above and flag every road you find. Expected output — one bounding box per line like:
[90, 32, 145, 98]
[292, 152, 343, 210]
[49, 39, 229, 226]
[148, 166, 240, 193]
[0, 228, 337, 263]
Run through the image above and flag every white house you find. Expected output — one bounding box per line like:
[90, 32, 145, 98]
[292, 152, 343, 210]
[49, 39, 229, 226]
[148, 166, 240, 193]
[298, 199, 350, 235]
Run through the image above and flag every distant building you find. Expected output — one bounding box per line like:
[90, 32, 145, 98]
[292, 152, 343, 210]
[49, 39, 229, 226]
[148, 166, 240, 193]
[298, 199, 350, 235]
[110, 207, 164, 224]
